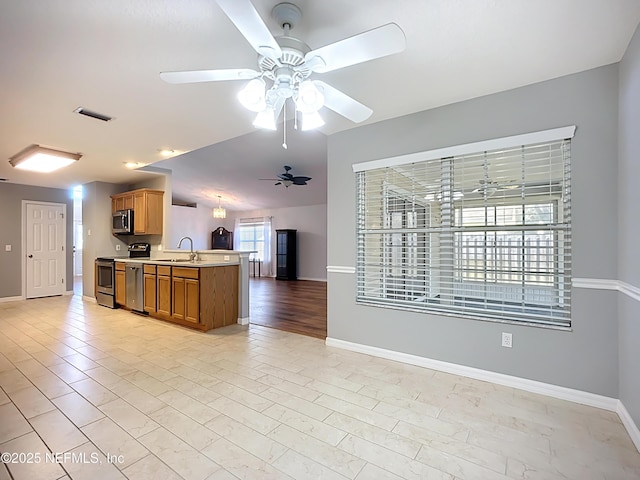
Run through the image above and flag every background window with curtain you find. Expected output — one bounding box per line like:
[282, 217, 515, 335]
[355, 137, 572, 327]
[234, 217, 273, 276]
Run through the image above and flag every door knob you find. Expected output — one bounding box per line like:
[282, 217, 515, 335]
[28, 254, 33, 258]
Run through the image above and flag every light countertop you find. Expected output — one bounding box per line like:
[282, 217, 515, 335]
[115, 258, 240, 267]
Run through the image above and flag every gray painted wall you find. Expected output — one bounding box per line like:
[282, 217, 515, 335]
[227, 204, 328, 281]
[170, 203, 229, 251]
[618, 24, 640, 426]
[81, 181, 130, 298]
[327, 65, 620, 396]
[0, 183, 74, 298]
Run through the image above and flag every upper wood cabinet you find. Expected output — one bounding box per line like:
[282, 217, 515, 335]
[111, 188, 164, 235]
[112, 193, 134, 212]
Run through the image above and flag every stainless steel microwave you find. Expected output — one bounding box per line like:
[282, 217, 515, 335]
[112, 209, 133, 235]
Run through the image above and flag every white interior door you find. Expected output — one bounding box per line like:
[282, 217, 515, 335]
[25, 202, 66, 298]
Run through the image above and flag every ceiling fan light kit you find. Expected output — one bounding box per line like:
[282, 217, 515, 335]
[160, 0, 406, 140]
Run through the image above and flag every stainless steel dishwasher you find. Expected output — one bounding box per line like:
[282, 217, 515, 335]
[125, 264, 144, 312]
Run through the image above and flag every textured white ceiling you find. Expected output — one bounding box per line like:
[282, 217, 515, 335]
[1, 0, 638, 211]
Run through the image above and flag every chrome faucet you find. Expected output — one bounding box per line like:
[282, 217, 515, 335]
[177, 236, 198, 262]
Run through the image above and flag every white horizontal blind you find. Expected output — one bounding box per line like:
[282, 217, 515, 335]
[356, 138, 572, 327]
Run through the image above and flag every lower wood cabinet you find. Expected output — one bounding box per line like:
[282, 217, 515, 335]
[115, 262, 126, 306]
[143, 265, 156, 313]
[144, 263, 237, 331]
[172, 267, 200, 324]
[156, 266, 172, 320]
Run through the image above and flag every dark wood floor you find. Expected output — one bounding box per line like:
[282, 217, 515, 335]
[249, 277, 327, 339]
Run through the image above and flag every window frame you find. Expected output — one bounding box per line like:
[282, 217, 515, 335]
[353, 127, 574, 329]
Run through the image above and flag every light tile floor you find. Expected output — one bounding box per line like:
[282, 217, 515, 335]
[0, 294, 639, 480]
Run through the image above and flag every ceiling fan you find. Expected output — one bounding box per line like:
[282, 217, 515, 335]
[260, 165, 311, 187]
[471, 179, 519, 197]
[160, 0, 406, 132]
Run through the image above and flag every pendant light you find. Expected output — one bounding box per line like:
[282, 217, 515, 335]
[212, 195, 226, 219]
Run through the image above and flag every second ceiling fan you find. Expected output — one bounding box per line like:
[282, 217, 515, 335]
[160, 0, 406, 131]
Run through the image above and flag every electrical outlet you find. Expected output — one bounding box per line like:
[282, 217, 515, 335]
[502, 332, 513, 348]
[224, 255, 230, 261]
[5, 245, 11, 252]
[115, 244, 121, 251]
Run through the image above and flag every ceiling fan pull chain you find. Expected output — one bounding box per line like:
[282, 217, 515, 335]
[282, 101, 288, 149]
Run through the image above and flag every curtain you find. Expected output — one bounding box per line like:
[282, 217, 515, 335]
[233, 217, 241, 250]
[262, 216, 272, 276]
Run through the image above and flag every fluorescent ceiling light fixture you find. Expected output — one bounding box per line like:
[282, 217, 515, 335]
[212, 195, 226, 219]
[9, 144, 81, 173]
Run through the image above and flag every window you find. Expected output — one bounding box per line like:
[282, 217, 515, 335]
[234, 216, 273, 276]
[355, 129, 572, 327]
[236, 219, 266, 259]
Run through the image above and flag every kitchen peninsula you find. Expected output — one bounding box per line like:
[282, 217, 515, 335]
[108, 250, 253, 332]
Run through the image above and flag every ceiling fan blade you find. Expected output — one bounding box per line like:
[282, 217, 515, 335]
[216, 0, 282, 61]
[304, 23, 405, 73]
[160, 69, 260, 84]
[314, 81, 373, 123]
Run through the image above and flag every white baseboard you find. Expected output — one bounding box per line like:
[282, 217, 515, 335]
[325, 337, 619, 412]
[0, 296, 23, 303]
[617, 401, 640, 453]
[82, 296, 97, 304]
[237, 317, 249, 326]
[63, 290, 73, 296]
[298, 277, 327, 282]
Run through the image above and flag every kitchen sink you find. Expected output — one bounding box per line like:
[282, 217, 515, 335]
[155, 258, 193, 263]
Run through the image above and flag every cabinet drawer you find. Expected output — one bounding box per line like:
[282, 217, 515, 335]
[157, 265, 171, 276]
[172, 267, 199, 279]
[143, 264, 156, 274]
[115, 262, 126, 271]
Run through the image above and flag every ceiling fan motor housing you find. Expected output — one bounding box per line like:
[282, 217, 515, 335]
[271, 3, 302, 30]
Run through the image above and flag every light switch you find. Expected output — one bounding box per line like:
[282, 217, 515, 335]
[4, 245, 11, 252]
[87, 229, 92, 236]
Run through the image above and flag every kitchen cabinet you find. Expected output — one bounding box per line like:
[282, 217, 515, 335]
[112, 193, 134, 212]
[207, 265, 239, 328]
[134, 190, 163, 235]
[276, 229, 297, 280]
[138, 263, 238, 331]
[115, 262, 126, 305]
[156, 265, 172, 320]
[143, 264, 156, 313]
[111, 188, 164, 235]
[172, 267, 199, 324]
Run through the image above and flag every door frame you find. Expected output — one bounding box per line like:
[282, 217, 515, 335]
[21, 200, 68, 299]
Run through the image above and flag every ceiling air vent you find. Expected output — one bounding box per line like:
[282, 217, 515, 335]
[73, 107, 113, 122]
